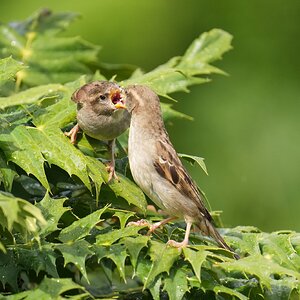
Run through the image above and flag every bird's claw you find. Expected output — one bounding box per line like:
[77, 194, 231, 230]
[127, 219, 151, 228]
[65, 124, 79, 144]
[106, 163, 119, 182]
[167, 239, 188, 249]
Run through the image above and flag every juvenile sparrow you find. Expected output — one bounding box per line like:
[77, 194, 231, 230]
[65, 81, 130, 181]
[126, 85, 238, 258]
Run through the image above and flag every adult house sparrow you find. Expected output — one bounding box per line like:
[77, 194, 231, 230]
[65, 81, 130, 181]
[126, 85, 238, 258]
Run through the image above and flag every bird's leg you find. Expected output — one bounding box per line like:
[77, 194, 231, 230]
[167, 221, 192, 248]
[64, 124, 80, 144]
[127, 216, 177, 235]
[147, 217, 177, 235]
[106, 139, 119, 182]
[127, 219, 151, 227]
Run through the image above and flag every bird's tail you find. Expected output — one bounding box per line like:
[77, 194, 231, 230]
[197, 218, 240, 259]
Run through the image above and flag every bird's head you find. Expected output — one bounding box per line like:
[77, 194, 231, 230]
[71, 81, 128, 115]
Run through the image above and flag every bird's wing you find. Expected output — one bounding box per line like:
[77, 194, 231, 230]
[154, 136, 212, 221]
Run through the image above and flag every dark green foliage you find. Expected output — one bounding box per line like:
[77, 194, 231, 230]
[0, 10, 299, 299]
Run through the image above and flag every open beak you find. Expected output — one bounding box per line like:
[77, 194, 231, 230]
[110, 88, 127, 110]
[114, 102, 127, 109]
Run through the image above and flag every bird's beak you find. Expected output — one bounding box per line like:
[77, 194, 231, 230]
[110, 88, 127, 110]
[114, 102, 127, 109]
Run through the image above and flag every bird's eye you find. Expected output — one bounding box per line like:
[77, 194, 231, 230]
[99, 95, 106, 100]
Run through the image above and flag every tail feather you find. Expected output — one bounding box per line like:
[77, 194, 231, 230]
[198, 218, 240, 259]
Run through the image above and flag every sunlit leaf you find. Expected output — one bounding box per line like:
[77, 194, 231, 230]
[123, 29, 232, 98]
[0, 10, 100, 88]
[4, 277, 89, 299]
[0, 56, 23, 84]
[178, 153, 208, 175]
[0, 83, 64, 109]
[0, 191, 46, 233]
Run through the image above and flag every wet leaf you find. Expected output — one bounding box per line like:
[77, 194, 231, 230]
[183, 247, 209, 283]
[36, 193, 69, 237]
[58, 206, 108, 242]
[123, 235, 150, 270]
[96, 225, 145, 246]
[55, 239, 93, 282]
[144, 241, 181, 288]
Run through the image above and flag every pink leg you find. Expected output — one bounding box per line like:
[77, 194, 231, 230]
[127, 216, 177, 234]
[65, 124, 80, 144]
[147, 217, 177, 234]
[167, 221, 192, 248]
[106, 139, 119, 182]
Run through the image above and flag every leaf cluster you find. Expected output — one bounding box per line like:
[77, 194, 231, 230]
[0, 10, 299, 300]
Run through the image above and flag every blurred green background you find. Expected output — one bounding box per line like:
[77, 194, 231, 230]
[1, 0, 300, 232]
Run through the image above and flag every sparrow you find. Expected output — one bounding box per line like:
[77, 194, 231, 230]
[125, 85, 238, 258]
[65, 81, 130, 181]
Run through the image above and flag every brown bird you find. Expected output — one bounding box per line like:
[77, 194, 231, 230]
[65, 81, 130, 181]
[125, 84, 238, 258]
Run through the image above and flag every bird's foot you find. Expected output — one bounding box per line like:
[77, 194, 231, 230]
[65, 124, 79, 144]
[127, 219, 151, 227]
[167, 239, 189, 249]
[106, 163, 119, 182]
[146, 217, 177, 235]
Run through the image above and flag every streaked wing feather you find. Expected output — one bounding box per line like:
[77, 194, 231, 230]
[154, 137, 212, 221]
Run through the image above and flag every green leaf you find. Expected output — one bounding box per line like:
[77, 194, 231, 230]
[96, 225, 145, 246]
[86, 156, 147, 213]
[55, 239, 93, 282]
[0, 191, 46, 233]
[163, 267, 189, 300]
[0, 56, 23, 84]
[0, 150, 16, 192]
[36, 193, 69, 237]
[16, 244, 58, 277]
[219, 255, 300, 289]
[0, 125, 50, 190]
[260, 233, 300, 272]
[94, 244, 129, 282]
[213, 285, 249, 300]
[161, 103, 192, 121]
[123, 235, 150, 271]
[178, 153, 208, 175]
[144, 241, 181, 288]
[179, 28, 232, 71]
[0, 83, 64, 109]
[0, 10, 100, 87]
[183, 247, 209, 283]
[148, 276, 162, 300]
[0, 250, 20, 291]
[113, 210, 135, 229]
[0, 241, 5, 253]
[265, 277, 300, 300]
[58, 206, 108, 243]
[123, 29, 232, 98]
[5, 277, 89, 299]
